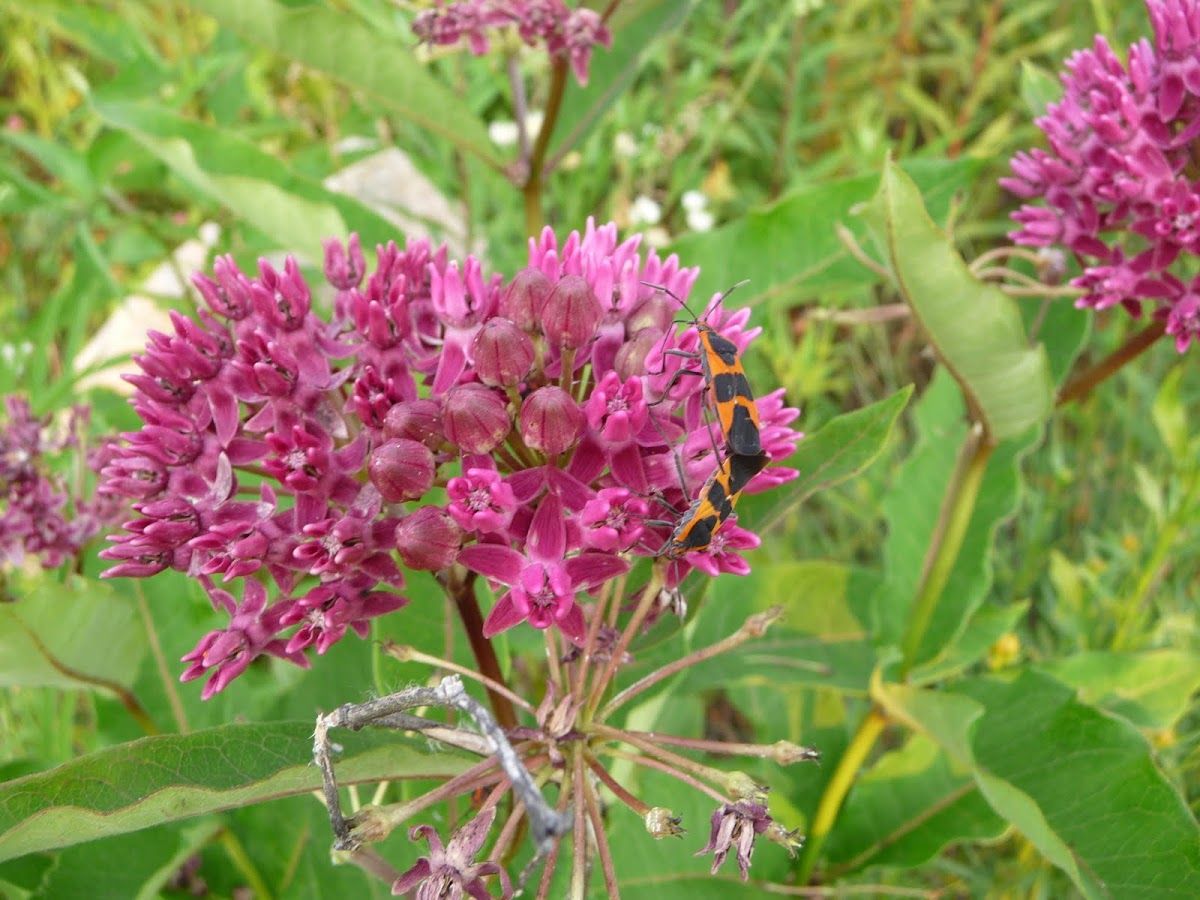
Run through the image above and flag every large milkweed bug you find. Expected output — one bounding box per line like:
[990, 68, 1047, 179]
[644, 282, 763, 458]
[659, 450, 769, 559]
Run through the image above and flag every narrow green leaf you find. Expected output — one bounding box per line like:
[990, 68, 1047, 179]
[758, 386, 913, 533]
[962, 670, 1200, 899]
[93, 99, 401, 253]
[0, 577, 145, 692]
[0, 132, 96, 198]
[669, 158, 984, 303]
[551, 0, 694, 160]
[184, 0, 501, 168]
[0, 722, 470, 861]
[858, 158, 1054, 441]
[1041, 650, 1200, 731]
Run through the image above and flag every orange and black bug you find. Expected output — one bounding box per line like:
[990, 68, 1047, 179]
[659, 450, 769, 559]
[645, 282, 763, 458]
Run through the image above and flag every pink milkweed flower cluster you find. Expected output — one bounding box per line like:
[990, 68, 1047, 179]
[99, 219, 801, 698]
[1002, 0, 1200, 351]
[412, 0, 612, 86]
[0, 397, 121, 571]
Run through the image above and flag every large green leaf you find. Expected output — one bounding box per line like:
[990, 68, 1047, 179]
[858, 157, 1054, 441]
[0, 722, 471, 861]
[669, 158, 984, 303]
[827, 732, 1004, 872]
[881, 670, 1200, 898]
[550, 0, 693, 160]
[758, 386, 913, 533]
[184, 0, 501, 168]
[909, 600, 1029, 683]
[93, 99, 401, 255]
[1041, 650, 1200, 731]
[871, 371, 1034, 667]
[0, 576, 145, 692]
[873, 679, 1099, 897]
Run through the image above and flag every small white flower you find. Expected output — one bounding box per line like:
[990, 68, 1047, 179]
[686, 208, 716, 233]
[629, 195, 662, 226]
[488, 120, 520, 147]
[525, 110, 544, 139]
[613, 131, 638, 158]
[559, 151, 583, 171]
[644, 226, 672, 248]
[681, 190, 708, 213]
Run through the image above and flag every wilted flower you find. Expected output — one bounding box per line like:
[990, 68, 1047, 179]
[695, 799, 773, 881]
[1003, 0, 1200, 350]
[392, 806, 511, 900]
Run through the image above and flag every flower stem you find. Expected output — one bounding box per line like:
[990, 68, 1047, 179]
[583, 563, 665, 721]
[795, 708, 888, 883]
[1057, 319, 1167, 407]
[522, 60, 568, 236]
[898, 424, 992, 677]
[448, 571, 517, 730]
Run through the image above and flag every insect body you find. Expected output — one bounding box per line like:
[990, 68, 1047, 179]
[646, 281, 763, 457]
[660, 450, 769, 559]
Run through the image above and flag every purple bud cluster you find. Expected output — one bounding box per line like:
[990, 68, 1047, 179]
[101, 219, 801, 697]
[1003, 0, 1200, 350]
[1, 397, 121, 570]
[412, 0, 612, 86]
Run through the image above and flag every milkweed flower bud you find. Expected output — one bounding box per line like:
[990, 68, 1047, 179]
[541, 275, 601, 350]
[384, 399, 445, 450]
[368, 439, 435, 503]
[520, 386, 586, 455]
[323, 234, 365, 290]
[614, 327, 663, 381]
[500, 267, 552, 332]
[472, 317, 535, 386]
[442, 383, 512, 454]
[395, 506, 462, 571]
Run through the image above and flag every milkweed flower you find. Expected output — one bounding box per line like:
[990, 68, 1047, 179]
[412, 0, 612, 86]
[101, 220, 801, 696]
[0, 397, 121, 570]
[1002, 0, 1200, 350]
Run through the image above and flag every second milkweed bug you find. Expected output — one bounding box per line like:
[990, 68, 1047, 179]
[644, 282, 763, 458]
[659, 450, 769, 559]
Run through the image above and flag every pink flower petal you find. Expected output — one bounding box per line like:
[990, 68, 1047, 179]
[457, 544, 524, 584]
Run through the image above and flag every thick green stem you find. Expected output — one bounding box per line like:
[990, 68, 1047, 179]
[899, 425, 993, 677]
[521, 60, 568, 236]
[796, 709, 888, 883]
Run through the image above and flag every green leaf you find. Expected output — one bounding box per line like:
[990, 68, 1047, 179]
[758, 386, 912, 533]
[858, 157, 1054, 441]
[669, 157, 984, 303]
[873, 679, 1098, 897]
[0, 132, 96, 198]
[1019, 60, 1062, 119]
[184, 0, 501, 168]
[961, 669, 1200, 899]
[909, 601, 1029, 683]
[551, 0, 694, 160]
[696, 561, 880, 696]
[0, 576, 145, 692]
[1041, 650, 1200, 731]
[827, 733, 1004, 871]
[93, 99, 401, 254]
[0, 722, 471, 861]
[871, 371, 1035, 666]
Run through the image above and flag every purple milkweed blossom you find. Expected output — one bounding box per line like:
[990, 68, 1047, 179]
[1002, 0, 1200, 351]
[412, 0, 612, 86]
[0, 397, 122, 570]
[101, 219, 801, 696]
